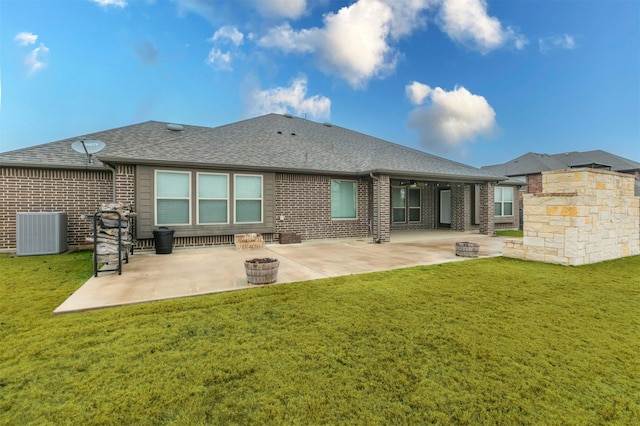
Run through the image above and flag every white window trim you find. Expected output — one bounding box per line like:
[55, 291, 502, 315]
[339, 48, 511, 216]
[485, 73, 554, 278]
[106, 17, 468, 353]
[331, 179, 358, 220]
[234, 174, 263, 224]
[494, 186, 514, 217]
[155, 170, 192, 226]
[196, 172, 229, 225]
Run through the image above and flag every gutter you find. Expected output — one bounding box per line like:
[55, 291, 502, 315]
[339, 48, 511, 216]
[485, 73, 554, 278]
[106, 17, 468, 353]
[369, 172, 381, 243]
[102, 162, 117, 202]
[94, 157, 507, 183]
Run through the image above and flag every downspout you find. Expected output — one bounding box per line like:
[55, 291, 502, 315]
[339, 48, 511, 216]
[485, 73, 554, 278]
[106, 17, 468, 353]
[369, 172, 381, 243]
[102, 162, 117, 202]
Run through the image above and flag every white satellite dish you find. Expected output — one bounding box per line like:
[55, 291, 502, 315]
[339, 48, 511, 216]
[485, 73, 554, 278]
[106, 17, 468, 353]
[71, 140, 106, 164]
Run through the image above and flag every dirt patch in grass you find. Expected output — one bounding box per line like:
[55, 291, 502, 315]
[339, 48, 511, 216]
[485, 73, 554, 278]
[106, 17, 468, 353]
[1, 252, 638, 424]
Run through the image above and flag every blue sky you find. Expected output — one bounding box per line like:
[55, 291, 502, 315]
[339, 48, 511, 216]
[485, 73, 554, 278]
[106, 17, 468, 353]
[1, 0, 638, 167]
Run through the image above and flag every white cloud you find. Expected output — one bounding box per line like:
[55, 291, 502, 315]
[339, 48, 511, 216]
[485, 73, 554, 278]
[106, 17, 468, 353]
[260, 0, 409, 88]
[246, 76, 331, 120]
[385, 0, 433, 39]
[407, 83, 497, 153]
[258, 22, 317, 53]
[210, 26, 244, 46]
[91, 0, 127, 8]
[172, 0, 216, 22]
[437, 0, 527, 53]
[255, 0, 307, 20]
[206, 48, 232, 71]
[405, 81, 432, 105]
[25, 43, 50, 76]
[14, 32, 38, 46]
[539, 34, 576, 53]
[206, 26, 244, 71]
[257, 0, 526, 86]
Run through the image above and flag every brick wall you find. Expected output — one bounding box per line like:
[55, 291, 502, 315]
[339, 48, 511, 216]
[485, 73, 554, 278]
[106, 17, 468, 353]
[371, 174, 390, 242]
[115, 165, 136, 206]
[274, 173, 370, 241]
[451, 184, 472, 231]
[526, 174, 543, 194]
[478, 182, 495, 235]
[504, 169, 640, 265]
[0, 167, 112, 250]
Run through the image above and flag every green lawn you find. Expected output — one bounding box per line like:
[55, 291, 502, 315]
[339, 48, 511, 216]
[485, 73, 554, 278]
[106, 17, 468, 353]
[496, 229, 524, 238]
[1, 251, 639, 425]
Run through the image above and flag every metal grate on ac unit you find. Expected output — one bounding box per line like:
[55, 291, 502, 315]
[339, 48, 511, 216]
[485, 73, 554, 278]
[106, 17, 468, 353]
[16, 212, 68, 256]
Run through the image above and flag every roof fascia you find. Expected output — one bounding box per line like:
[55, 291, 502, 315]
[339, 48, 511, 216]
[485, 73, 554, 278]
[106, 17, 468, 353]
[89, 158, 509, 182]
[370, 169, 506, 183]
[0, 161, 107, 171]
[98, 156, 369, 176]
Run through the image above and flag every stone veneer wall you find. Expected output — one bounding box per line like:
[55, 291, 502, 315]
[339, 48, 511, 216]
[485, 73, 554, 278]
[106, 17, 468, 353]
[504, 169, 640, 265]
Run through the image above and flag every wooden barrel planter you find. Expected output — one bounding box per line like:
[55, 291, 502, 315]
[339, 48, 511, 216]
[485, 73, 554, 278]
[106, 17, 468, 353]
[245, 258, 280, 284]
[455, 241, 480, 258]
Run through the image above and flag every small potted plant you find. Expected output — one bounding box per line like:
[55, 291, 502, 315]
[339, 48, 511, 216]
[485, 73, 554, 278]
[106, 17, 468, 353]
[244, 257, 280, 284]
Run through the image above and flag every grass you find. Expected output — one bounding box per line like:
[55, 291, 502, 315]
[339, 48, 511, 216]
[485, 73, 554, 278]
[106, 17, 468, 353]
[1, 251, 639, 425]
[496, 229, 523, 238]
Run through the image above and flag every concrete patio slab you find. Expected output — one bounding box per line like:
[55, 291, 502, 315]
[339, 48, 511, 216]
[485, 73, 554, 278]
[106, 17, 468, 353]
[54, 231, 507, 314]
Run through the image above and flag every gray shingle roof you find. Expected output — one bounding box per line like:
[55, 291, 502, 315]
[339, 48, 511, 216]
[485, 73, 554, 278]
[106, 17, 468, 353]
[482, 150, 640, 176]
[0, 114, 502, 181]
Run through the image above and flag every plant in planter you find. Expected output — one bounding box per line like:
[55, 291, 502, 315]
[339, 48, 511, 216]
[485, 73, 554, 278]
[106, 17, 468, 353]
[244, 257, 280, 284]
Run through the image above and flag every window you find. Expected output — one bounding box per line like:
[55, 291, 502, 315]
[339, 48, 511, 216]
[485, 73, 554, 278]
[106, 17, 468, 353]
[197, 173, 228, 224]
[156, 171, 191, 225]
[331, 180, 357, 219]
[393, 186, 421, 223]
[494, 187, 514, 216]
[408, 187, 421, 222]
[235, 175, 262, 223]
[392, 187, 406, 222]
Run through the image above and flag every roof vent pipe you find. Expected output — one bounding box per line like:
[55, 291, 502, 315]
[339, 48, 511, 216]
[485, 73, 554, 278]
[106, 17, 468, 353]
[167, 123, 184, 131]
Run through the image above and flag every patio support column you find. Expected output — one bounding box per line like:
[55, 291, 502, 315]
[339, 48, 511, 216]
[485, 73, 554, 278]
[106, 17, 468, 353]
[372, 174, 390, 243]
[478, 182, 495, 235]
[451, 183, 472, 231]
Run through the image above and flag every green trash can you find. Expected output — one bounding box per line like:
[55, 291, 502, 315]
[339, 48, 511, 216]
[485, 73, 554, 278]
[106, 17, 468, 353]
[152, 227, 174, 254]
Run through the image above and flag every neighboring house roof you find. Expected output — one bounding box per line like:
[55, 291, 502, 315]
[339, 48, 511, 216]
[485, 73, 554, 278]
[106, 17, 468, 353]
[481, 150, 640, 176]
[0, 114, 503, 182]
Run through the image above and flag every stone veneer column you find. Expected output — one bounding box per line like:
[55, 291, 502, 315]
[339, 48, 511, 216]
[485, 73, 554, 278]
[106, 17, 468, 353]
[478, 182, 495, 235]
[504, 169, 639, 265]
[372, 174, 391, 242]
